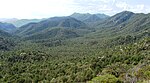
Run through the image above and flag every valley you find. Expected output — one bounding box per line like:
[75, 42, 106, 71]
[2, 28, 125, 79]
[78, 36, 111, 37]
[0, 11, 149, 83]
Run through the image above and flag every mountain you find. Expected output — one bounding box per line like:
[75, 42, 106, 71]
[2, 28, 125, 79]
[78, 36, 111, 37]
[83, 14, 102, 22]
[0, 22, 16, 32]
[15, 11, 150, 41]
[96, 14, 110, 18]
[0, 18, 18, 23]
[70, 13, 91, 21]
[10, 19, 45, 27]
[0, 29, 15, 50]
[23, 28, 79, 40]
[15, 16, 88, 39]
[55, 17, 87, 28]
[0, 11, 150, 83]
[0, 18, 45, 27]
[70, 13, 109, 22]
[121, 13, 150, 34]
[96, 11, 135, 27]
[0, 29, 12, 37]
[90, 11, 150, 40]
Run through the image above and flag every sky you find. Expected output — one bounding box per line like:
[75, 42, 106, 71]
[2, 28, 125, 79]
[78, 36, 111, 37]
[0, 0, 150, 19]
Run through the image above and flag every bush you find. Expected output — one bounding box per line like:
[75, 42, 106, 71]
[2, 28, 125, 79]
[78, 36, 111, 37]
[88, 74, 122, 83]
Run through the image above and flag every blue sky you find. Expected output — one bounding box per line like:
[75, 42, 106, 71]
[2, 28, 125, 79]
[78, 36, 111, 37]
[0, 0, 150, 19]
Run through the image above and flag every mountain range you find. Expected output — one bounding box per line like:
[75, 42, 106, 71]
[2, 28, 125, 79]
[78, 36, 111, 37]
[0, 11, 149, 41]
[0, 11, 150, 83]
[94, 11, 150, 36]
[70, 13, 109, 22]
[15, 17, 89, 39]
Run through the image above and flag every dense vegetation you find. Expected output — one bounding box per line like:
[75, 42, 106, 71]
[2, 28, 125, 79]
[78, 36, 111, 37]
[0, 11, 150, 83]
[0, 22, 16, 32]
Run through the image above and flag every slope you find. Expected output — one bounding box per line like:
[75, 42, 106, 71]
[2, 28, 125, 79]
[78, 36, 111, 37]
[23, 28, 80, 40]
[0, 22, 16, 32]
[0, 29, 12, 37]
[91, 11, 150, 38]
[15, 16, 89, 40]
[0, 18, 45, 27]
[70, 13, 109, 22]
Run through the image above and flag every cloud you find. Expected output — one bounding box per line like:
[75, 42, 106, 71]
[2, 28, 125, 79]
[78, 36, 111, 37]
[99, 0, 116, 4]
[115, 1, 129, 10]
[115, 1, 149, 13]
[72, 0, 150, 15]
[0, 0, 149, 18]
[72, 0, 114, 14]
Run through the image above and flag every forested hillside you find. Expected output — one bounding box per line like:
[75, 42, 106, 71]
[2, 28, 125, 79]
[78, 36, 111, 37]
[0, 11, 149, 83]
[0, 22, 16, 32]
[70, 13, 109, 22]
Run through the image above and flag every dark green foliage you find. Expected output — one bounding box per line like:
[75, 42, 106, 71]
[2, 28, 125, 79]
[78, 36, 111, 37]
[0, 30, 12, 37]
[23, 28, 80, 40]
[0, 37, 149, 82]
[0, 37, 15, 51]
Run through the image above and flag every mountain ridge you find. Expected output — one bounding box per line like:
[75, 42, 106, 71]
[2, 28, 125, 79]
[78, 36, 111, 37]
[15, 16, 89, 39]
[70, 13, 109, 22]
[0, 22, 16, 32]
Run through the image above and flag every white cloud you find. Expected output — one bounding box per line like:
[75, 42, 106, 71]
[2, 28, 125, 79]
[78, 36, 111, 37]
[99, 0, 116, 4]
[115, 2, 129, 10]
[115, 1, 150, 14]
[72, 0, 114, 14]
[0, 0, 149, 18]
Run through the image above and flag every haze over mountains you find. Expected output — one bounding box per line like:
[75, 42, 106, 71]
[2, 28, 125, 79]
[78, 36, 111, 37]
[0, 11, 149, 40]
[0, 13, 109, 27]
[70, 13, 109, 22]
[0, 18, 45, 27]
[0, 11, 149, 41]
[0, 12, 109, 37]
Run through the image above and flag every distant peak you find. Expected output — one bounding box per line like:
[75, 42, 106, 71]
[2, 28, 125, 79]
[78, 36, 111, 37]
[114, 11, 135, 17]
[120, 11, 134, 14]
[71, 12, 91, 15]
